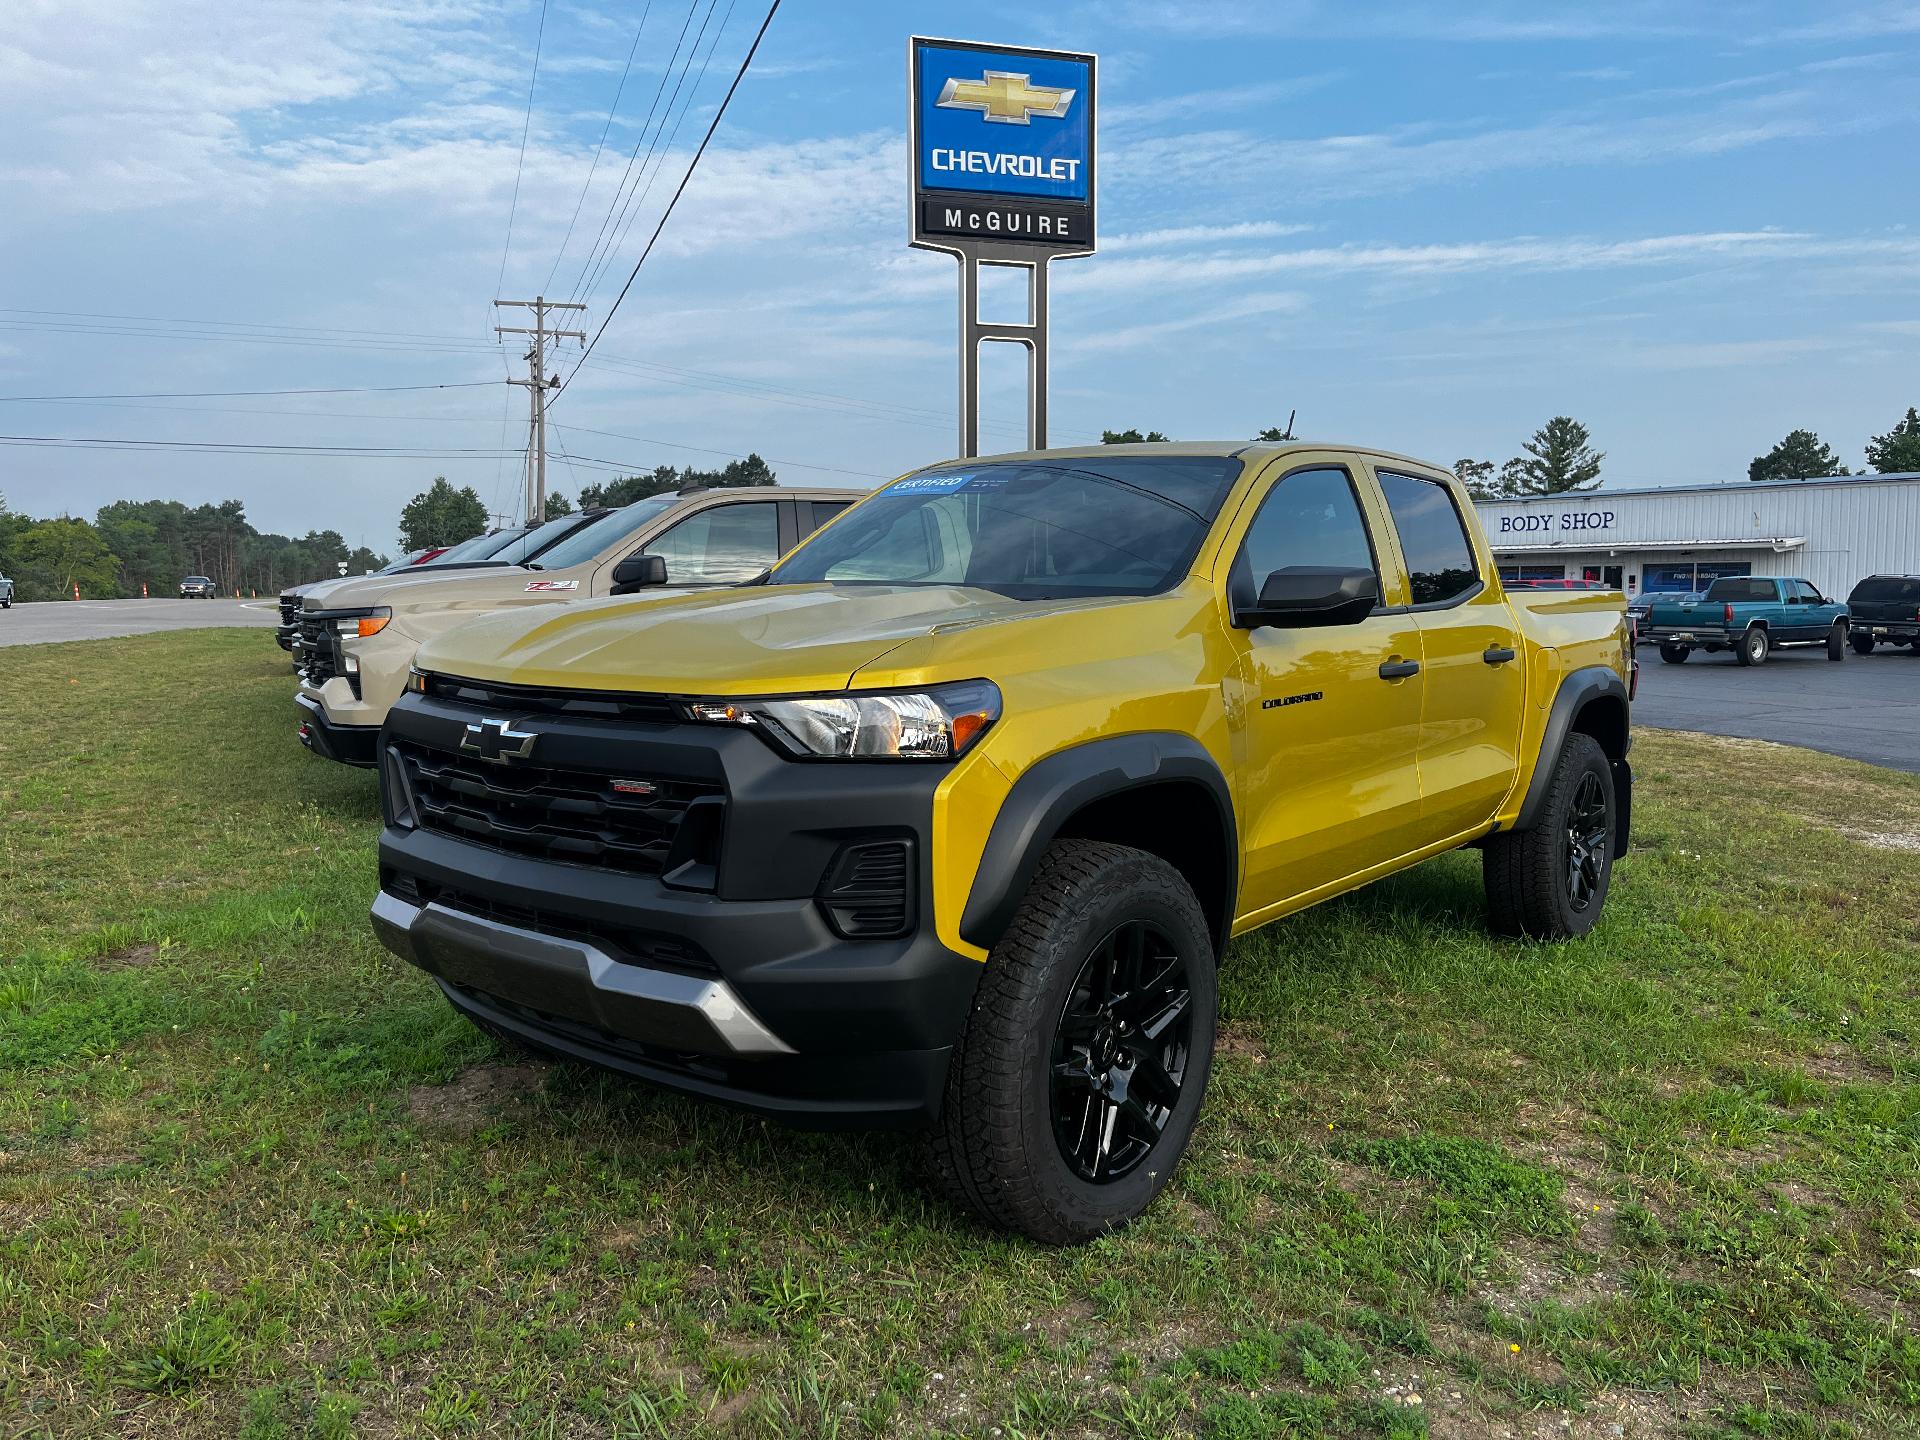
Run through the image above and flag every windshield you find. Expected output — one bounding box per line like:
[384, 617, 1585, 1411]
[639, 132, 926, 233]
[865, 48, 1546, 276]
[769, 456, 1244, 599]
[486, 511, 596, 565]
[1850, 576, 1920, 604]
[420, 528, 528, 566]
[527, 495, 680, 571]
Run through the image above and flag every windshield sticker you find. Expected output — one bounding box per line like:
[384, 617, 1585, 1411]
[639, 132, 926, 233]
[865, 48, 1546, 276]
[888, 471, 978, 496]
[524, 580, 579, 592]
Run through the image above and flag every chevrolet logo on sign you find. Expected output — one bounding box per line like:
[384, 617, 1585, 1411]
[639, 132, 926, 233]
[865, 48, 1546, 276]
[936, 70, 1075, 125]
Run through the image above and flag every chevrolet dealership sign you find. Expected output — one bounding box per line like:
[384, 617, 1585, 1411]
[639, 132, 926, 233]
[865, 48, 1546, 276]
[910, 37, 1097, 253]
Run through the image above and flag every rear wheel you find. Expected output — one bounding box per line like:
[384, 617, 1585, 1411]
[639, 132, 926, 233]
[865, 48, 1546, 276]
[924, 839, 1217, 1245]
[1735, 626, 1770, 666]
[1828, 623, 1848, 661]
[1483, 733, 1615, 940]
[1658, 643, 1690, 664]
[1851, 633, 1876, 656]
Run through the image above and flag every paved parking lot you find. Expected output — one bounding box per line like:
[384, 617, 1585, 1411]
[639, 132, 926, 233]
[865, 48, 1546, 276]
[1633, 640, 1920, 772]
[0, 597, 278, 647]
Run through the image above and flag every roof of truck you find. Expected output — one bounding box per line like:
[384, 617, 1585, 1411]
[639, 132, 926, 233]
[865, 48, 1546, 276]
[952, 440, 1452, 478]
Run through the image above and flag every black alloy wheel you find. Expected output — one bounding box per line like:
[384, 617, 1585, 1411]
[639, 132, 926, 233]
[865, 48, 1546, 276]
[1049, 920, 1193, 1184]
[1564, 771, 1610, 915]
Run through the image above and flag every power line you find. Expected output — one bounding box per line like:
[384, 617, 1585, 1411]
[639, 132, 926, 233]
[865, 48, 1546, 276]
[562, 0, 782, 395]
[541, 0, 655, 297]
[551, 421, 888, 478]
[576, 0, 733, 311]
[0, 381, 499, 402]
[562, 0, 705, 307]
[495, 0, 552, 298]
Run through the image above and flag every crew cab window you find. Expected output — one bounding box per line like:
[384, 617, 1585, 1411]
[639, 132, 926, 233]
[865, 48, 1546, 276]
[1237, 467, 1377, 586]
[805, 501, 851, 535]
[643, 502, 780, 584]
[1378, 471, 1480, 606]
[1705, 577, 1777, 603]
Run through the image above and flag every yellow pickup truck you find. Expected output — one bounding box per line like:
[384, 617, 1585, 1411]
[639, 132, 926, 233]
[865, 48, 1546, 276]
[370, 442, 1633, 1242]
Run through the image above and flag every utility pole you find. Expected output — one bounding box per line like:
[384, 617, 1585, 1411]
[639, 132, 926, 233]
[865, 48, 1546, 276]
[494, 296, 585, 524]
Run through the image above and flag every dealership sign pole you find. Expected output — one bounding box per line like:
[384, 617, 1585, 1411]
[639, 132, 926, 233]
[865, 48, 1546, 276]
[910, 36, 1096, 457]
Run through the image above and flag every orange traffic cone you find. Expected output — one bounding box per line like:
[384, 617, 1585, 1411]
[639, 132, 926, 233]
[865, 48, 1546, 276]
[73, 583, 81, 601]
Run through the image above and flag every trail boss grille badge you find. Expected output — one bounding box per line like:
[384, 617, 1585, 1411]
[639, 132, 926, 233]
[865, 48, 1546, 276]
[460, 718, 537, 764]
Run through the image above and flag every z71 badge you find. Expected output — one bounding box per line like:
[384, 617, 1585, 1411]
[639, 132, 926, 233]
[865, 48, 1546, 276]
[524, 580, 580, 592]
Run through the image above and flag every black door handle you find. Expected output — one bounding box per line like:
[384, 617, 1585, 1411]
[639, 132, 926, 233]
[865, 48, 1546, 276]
[1483, 645, 1517, 665]
[1378, 659, 1421, 680]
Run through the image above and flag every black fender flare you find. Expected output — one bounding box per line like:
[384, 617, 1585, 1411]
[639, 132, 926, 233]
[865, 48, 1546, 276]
[959, 732, 1237, 954]
[1514, 665, 1631, 846]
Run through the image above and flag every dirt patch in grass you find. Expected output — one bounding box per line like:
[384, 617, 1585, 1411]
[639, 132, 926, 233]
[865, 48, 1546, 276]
[96, 942, 160, 969]
[407, 1061, 545, 1133]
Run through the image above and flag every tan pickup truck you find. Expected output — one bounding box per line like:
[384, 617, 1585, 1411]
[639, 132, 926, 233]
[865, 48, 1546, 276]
[296, 485, 862, 765]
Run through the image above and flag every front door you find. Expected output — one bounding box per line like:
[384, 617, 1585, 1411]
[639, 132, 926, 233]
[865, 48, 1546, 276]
[1374, 469, 1526, 843]
[1225, 464, 1428, 915]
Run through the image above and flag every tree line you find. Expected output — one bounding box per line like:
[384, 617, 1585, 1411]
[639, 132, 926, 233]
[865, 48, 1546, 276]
[1105, 406, 1920, 498]
[0, 493, 387, 603]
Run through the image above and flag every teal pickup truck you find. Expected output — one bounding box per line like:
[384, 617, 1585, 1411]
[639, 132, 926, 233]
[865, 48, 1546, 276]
[1646, 576, 1848, 665]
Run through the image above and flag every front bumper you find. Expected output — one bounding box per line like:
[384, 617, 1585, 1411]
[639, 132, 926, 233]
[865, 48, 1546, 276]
[295, 692, 379, 767]
[369, 687, 984, 1127]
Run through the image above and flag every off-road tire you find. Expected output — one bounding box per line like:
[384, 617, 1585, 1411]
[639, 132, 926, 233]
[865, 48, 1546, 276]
[1482, 732, 1615, 940]
[1735, 626, 1770, 666]
[1658, 642, 1689, 664]
[921, 839, 1217, 1245]
[1851, 633, 1876, 655]
[1828, 623, 1847, 661]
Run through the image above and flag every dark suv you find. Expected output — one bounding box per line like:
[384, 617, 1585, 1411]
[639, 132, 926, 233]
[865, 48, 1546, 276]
[1846, 575, 1920, 654]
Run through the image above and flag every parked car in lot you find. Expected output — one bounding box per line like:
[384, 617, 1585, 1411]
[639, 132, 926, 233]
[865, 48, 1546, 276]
[297, 487, 861, 766]
[1645, 576, 1847, 665]
[276, 547, 452, 651]
[0, 571, 12, 609]
[1626, 590, 1698, 638]
[370, 442, 1633, 1243]
[1845, 574, 1920, 654]
[179, 575, 218, 598]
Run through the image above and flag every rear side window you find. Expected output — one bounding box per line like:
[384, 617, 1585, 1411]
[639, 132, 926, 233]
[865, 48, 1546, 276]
[1378, 472, 1480, 606]
[1237, 467, 1377, 585]
[1851, 575, 1920, 604]
[1706, 578, 1777, 603]
[805, 501, 852, 535]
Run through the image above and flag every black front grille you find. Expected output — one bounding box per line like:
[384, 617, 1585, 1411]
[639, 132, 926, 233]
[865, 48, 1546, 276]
[391, 737, 720, 876]
[295, 616, 337, 686]
[421, 673, 679, 723]
[817, 840, 914, 939]
[278, 594, 300, 627]
[382, 869, 716, 975]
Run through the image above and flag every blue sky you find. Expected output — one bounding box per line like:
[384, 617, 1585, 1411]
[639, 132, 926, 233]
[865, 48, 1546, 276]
[2, 0, 1917, 553]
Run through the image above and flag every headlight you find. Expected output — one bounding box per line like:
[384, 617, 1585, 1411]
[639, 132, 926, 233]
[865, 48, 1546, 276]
[687, 680, 1000, 759]
[331, 607, 392, 638]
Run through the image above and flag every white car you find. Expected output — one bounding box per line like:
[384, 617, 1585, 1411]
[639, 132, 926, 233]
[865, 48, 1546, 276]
[0, 571, 13, 608]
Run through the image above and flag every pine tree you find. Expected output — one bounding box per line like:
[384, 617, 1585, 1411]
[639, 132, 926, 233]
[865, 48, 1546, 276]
[1748, 429, 1847, 482]
[1865, 407, 1920, 474]
[1507, 417, 1604, 495]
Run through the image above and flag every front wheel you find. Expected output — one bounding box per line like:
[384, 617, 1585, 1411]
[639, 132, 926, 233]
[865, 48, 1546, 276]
[1659, 642, 1690, 664]
[924, 839, 1217, 1245]
[1851, 633, 1876, 656]
[1828, 623, 1847, 661]
[1483, 732, 1615, 940]
[1735, 626, 1770, 666]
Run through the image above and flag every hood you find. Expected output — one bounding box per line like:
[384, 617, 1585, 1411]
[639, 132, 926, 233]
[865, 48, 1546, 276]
[304, 565, 526, 613]
[414, 584, 1131, 695]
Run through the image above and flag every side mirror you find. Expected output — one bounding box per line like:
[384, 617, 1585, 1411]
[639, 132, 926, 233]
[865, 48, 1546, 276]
[1234, 566, 1379, 629]
[610, 553, 668, 595]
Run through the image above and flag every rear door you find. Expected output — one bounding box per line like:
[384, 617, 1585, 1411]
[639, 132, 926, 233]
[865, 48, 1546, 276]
[1371, 468, 1527, 843]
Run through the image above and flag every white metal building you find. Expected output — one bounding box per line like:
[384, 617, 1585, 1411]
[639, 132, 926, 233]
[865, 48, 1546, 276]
[1473, 472, 1920, 598]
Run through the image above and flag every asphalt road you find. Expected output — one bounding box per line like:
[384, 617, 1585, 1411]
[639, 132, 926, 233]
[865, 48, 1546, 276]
[0, 597, 279, 647]
[1633, 639, 1920, 772]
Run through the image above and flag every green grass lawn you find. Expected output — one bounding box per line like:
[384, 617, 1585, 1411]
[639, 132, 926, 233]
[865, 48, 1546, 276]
[4, 629, 1919, 1440]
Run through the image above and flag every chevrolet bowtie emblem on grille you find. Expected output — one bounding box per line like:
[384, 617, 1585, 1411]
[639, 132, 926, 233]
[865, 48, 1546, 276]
[460, 717, 537, 764]
[936, 70, 1075, 125]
